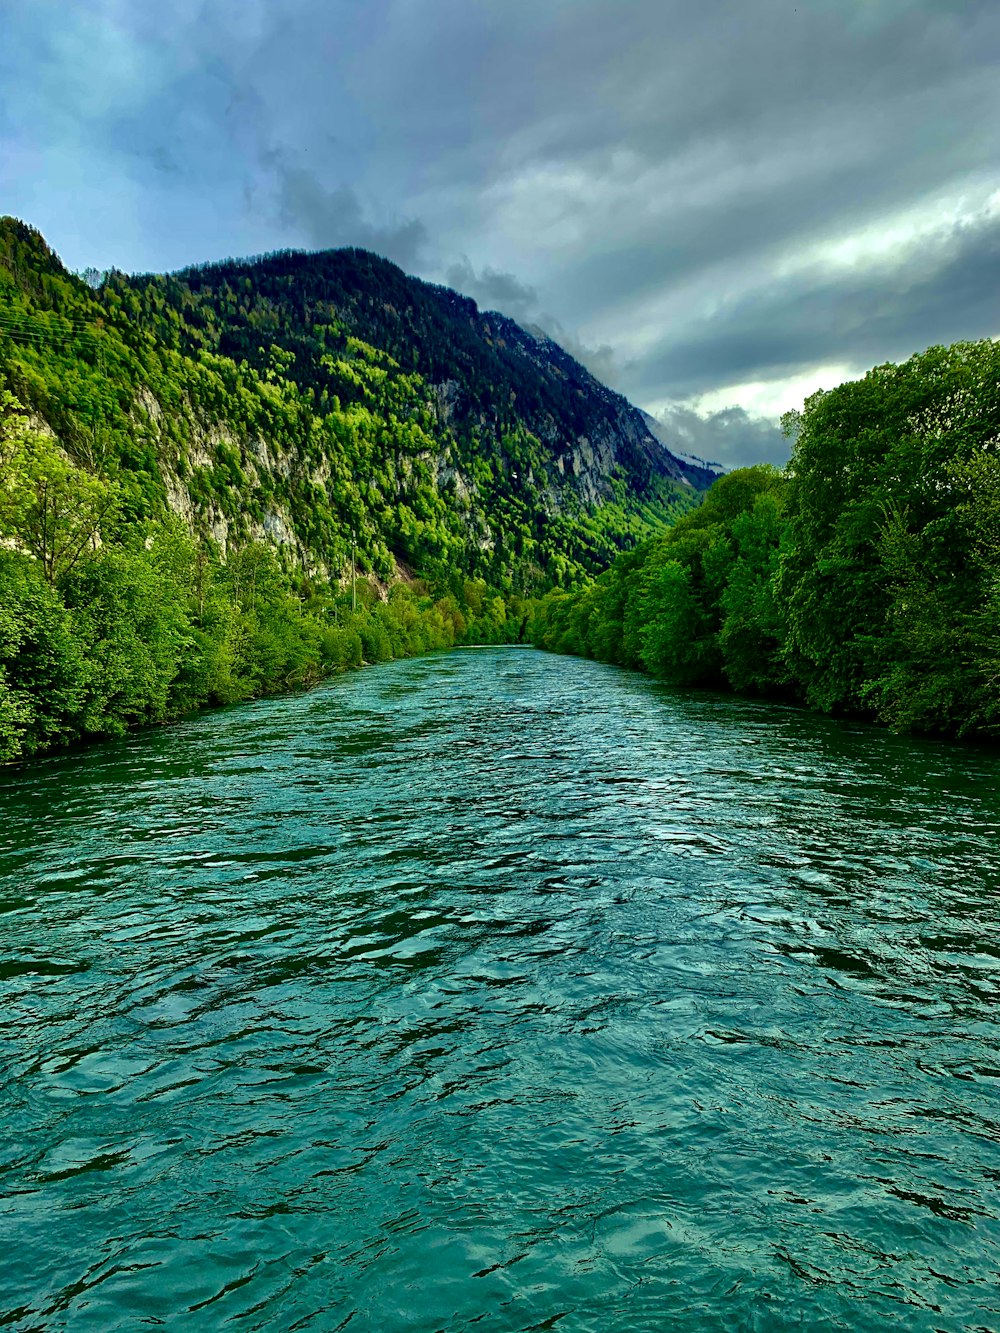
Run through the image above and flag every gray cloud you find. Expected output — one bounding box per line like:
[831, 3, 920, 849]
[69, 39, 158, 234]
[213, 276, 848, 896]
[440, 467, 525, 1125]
[444, 259, 541, 325]
[648, 405, 789, 472]
[553, 334, 619, 392]
[446, 257, 620, 386]
[274, 160, 427, 268]
[628, 207, 1000, 400]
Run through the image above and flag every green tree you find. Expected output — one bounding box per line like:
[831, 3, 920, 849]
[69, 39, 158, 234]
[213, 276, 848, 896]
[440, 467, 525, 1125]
[0, 402, 119, 586]
[0, 550, 87, 759]
[637, 554, 716, 683]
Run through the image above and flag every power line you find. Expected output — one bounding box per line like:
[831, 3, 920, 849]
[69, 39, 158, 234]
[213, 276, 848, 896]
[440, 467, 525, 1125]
[0, 309, 103, 333]
[0, 325, 101, 341]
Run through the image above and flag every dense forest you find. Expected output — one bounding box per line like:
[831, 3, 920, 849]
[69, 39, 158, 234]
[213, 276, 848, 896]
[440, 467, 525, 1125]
[0, 218, 704, 589]
[0, 217, 707, 762]
[0, 373, 529, 763]
[532, 339, 1000, 740]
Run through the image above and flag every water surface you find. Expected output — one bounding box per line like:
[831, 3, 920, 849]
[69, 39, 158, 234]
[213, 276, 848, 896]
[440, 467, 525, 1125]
[3, 649, 999, 1330]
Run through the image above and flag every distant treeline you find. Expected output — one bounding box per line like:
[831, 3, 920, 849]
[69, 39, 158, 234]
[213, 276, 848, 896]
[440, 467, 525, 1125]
[532, 340, 1000, 740]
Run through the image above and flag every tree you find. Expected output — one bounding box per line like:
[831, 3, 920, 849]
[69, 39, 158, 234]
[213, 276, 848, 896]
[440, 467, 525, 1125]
[0, 397, 119, 586]
[0, 550, 87, 759]
[637, 554, 716, 683]
[780, 341, 1000, 726]
[718, 489, 789, 694]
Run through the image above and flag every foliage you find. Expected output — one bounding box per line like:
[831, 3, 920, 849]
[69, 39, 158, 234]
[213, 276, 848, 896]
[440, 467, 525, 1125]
[0, 516, 528, 761]
[0, 358, 537, 762]
[0, 216, 702, 602]
[0, 215, 711, 760]
[533, 340, 1000, 741]
[0, 381, 537, 761]
[0, 399, 119, 584]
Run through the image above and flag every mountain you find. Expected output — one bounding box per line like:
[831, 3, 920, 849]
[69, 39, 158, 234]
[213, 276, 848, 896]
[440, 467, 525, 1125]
[0, 218, 711, 591]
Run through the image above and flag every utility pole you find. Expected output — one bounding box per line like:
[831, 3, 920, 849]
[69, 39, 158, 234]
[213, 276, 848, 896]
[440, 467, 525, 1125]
[351, 531, 357, 614]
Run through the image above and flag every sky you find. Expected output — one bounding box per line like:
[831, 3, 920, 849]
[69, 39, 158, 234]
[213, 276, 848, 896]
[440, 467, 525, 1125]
[2, 0, 999, 469]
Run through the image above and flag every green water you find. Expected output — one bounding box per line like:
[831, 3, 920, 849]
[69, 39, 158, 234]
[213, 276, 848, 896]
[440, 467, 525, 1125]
[3, 648, 999, 1331]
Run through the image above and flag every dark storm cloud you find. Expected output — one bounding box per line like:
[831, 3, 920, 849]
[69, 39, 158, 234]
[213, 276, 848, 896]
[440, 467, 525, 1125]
[3, 0, 1000, 456]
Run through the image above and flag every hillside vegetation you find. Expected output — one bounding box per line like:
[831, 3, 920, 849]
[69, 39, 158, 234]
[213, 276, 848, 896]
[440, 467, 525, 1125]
[533, 340, 1000, 740]
[0, 219, 703, 587]
[0, 217, 705, 761]
[6, 215, 992, 754]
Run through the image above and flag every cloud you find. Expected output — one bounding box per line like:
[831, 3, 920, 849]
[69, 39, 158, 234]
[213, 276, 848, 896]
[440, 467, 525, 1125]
[648, 404, 790, 472]
[553, 333, 619, 391]
[625, 203, 1000, 402]
[273, 160, 427, 268]
[445, 256, 621, 385]
[445, 258, 539, 323]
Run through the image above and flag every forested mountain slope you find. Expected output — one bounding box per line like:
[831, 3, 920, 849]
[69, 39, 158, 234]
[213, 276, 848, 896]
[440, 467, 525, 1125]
[0, 216, 713, 760]
[0, 219, 707, 592]
[131, 246, 715, 488]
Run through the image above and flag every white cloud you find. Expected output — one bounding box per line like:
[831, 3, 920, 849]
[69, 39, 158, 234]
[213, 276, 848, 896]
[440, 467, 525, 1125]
[674, 365, 859, 422]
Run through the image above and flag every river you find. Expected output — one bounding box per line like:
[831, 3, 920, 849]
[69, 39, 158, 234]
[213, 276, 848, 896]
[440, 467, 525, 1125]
[2, 648, 999, 1330]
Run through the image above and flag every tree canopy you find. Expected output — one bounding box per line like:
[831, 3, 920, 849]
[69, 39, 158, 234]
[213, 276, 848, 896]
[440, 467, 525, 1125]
[532, 340, 1000, 741]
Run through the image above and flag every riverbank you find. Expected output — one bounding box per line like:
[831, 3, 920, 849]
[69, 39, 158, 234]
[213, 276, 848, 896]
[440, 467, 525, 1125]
[0, 537, 525, 763]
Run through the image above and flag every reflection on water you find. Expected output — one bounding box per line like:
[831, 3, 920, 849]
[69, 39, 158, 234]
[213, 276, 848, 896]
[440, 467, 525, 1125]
[2, 648, 999, 1331]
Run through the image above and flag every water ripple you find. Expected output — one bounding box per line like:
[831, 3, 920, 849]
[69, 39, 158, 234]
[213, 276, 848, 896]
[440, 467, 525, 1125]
[2, 649, 999, 1330]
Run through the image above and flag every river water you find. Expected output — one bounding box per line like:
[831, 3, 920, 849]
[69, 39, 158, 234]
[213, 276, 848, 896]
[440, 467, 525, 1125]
[3, 648, 999, 1331]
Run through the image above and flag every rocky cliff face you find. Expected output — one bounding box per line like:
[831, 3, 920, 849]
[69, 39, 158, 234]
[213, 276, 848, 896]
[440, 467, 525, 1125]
[475, 313, 716, 493]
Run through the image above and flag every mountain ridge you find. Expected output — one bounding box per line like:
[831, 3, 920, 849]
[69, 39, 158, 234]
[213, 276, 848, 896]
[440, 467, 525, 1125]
[1, 218, 711, 591]
[136, 243, 716, 492]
